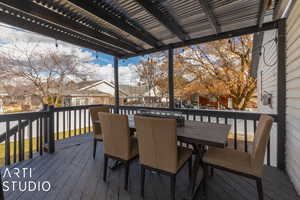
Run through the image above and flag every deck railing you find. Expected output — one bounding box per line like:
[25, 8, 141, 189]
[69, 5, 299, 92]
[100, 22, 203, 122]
[0, 104, 278, 168]
[0, 109, 49, 166]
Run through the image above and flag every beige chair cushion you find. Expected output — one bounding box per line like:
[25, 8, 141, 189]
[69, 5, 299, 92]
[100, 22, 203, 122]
[203, 147, 260, 176]
[99, 112, 138, 161]
[135, 116, 192, 174]
[89, 106, 110, 140]
[203, 114, 273, 178]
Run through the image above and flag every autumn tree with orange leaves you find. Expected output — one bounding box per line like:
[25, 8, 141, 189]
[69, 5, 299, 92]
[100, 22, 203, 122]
[135, 35, 256, 110]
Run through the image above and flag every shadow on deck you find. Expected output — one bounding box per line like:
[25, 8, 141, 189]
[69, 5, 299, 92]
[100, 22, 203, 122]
[1, 134, 299, 200]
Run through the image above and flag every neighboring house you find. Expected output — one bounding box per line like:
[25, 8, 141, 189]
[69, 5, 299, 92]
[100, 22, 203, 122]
[0, 80, 130, 110]
[0, 84, 8, 113]
[70, 80, 128, 106]
[120, 85, 168, 106]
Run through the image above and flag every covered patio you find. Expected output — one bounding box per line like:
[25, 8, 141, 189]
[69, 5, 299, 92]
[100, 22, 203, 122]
[1, 134, 299, 200]
[0, 0, 300, 200]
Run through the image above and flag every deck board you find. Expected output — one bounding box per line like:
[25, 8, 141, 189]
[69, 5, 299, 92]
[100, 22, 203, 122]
[1, 134, 300, 200]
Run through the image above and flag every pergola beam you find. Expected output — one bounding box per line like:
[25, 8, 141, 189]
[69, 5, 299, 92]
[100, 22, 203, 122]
[198, 0, 221, 34]
[0, 2, 124, 57]
[114, 57, 119, 113]
[68, 0, 162, 48]
[168, 49, 174, 109]
[1, 0, 140, 54]
[37, 0, 143, 52]
[257, 0, 270, 27]
[135, 0, 190, 41]
[120, 20, 279, 59]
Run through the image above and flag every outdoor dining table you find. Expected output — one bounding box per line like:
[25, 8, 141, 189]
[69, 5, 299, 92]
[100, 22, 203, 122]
[94, 115, 231, 199]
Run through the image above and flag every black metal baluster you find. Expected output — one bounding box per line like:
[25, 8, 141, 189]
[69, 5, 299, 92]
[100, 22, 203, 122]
[18, 120, 22, 161]
[216, 117, 219, 124]
[89, 110, 91, 133]
[63, 111, 66, 139]
[200, 115, 203, 122]
[193, 114, 196, 121]
[29, 119, 33, 159]
[68, 110, 71, 138]
[267, 139, 271, 166]
[5, 121, 10, 165]
[79, 109, 82, 134]
[13, 125, 17, 163]
[39, 117, 43, 155]
[234, 118, 237, 149]
[74, 109, 77, 136]
[21, 124, 25, 161]
[225, 117, 228, 124]
[208, 116, 211, 123]
[36, 119, 40, 153]
[84, 109, 87, 134]
[56, 111, 59, 140]
[244, 120, 248, 152]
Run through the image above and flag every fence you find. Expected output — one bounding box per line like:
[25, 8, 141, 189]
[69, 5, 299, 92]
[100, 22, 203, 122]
[0, 104, 278, 167]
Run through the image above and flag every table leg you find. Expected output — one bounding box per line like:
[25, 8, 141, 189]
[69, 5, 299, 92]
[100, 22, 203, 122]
[184, 144, 205, 200]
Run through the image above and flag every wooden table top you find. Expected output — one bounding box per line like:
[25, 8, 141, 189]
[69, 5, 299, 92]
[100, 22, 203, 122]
[94, 115, 231, 148]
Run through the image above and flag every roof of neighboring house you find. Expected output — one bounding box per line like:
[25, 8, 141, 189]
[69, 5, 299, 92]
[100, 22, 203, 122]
[119, 85, 148, 97]
[78, 80, 128, 96]
[66, 89, 112, 97]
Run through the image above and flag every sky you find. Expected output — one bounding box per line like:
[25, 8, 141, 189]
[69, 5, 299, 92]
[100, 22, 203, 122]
[0, 23, 142, 86]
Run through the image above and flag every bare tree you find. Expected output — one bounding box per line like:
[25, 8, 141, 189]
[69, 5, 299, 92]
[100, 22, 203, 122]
[0, 41, 89, 105]
[135, 54, 164, 97]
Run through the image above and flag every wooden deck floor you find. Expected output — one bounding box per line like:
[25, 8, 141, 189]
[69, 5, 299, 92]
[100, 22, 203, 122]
[2, 134, 299, 200]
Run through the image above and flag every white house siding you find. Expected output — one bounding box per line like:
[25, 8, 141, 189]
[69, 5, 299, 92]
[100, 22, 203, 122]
[92, 83, 115, 96]
[286, 0, 300, 194]
[257, 29, 278, 114]
[257, 29, 278, 166]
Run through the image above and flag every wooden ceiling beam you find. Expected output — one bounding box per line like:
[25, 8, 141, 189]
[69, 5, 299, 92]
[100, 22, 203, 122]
[68, 0, 162, 48]
[198, 0, 221, 34]
[120, 20, 280, 59]
[257, 0, 271, 27]
[0, 2, 125, 57]
[135, 0, 190, 41]
[1, 0, 141, 53]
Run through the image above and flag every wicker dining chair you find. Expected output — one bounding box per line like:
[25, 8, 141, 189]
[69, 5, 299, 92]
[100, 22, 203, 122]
[202, 114, 273, 200]
[89, 106, 110, 159]
[98, 112, 138, 190]
[134, 116, 192, 200]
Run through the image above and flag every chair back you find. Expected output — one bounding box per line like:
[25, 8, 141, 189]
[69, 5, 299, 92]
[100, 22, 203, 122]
[89, 106, 110, 137]
[251, 114, 273, 171]
[134, 116, 178, 173]
[98, 113, 131, 160]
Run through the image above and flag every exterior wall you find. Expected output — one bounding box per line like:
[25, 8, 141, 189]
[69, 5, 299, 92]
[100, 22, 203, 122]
[257, 29, 278, 166]
[257, 29, 278, 114]
[286, 0, 300, 194]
